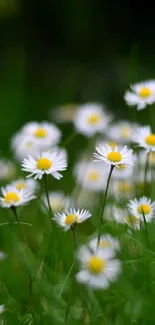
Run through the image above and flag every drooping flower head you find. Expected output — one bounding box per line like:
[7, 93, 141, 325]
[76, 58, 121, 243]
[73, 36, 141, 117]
[53, 208, 91, 231]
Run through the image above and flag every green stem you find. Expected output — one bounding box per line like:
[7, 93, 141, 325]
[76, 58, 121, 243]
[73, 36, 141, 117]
[71, 227, 77, 249]
[11, 207, 36, 323]
[61, 132, 76, 148]
[142, 209, 150, 250]
[43, 174, 53, 218]
[0, 221, 32, 227]
[11, 206, 27, 246]
[144, 151, 150, 195]
[28, 276, 37, 324]
[141, 208, 155, 310]
[97, 165, 114, 247]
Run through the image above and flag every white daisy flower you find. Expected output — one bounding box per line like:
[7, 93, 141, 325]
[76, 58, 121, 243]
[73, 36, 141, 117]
[89, 234, 120, 254]
[138, 150, 155, 167]
[108, 121, 139, 143]
[94, 144, 136, 168]
[11, 133, 40, 161]
[21, 121, 61, 147]
[11, 122, 62, 161]
[111, 179, 133, 199]
[0, 251, 6, 260]
[50, 103, 77, 124]
[133, 126, 155, 152]
[128, 197, 155, 222]
[0, 159, 16, 181]
[124, 80, 155, 110]
[0, 305, 5, 314]
[0, 185, 36, 208]
[11, 178, 38, 192]
[22, 150, 67, 180]
[74, 189, 96, 209]
[106, 206, 141, 229]
[112, 164, 134, 180]
[76, 245, 121, 289]
[74, 160, 108, 191]
[73, 103, 111, 137]
[42, 191, 70, 213]
[53, 208, 91, 231]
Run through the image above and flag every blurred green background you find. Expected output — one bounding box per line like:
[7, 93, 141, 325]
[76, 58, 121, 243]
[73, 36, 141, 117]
[0, 0, 155, 154]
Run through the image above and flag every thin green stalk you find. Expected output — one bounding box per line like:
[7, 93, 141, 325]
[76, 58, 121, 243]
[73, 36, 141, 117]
[97, 165, 114, 247]
[142, 209, 150, 250]
[144, 151, 150, 195]
[63, 227, 78, 324]
[141, 208, 155, 310]
[11, 207, 36, 324]
[43, 174, 53, 218]
[11, 206, 27, 246]
[71, 227, 77, 249]
[61, 132, 76, 148]
[28, 276, 37, 324]
[58, 262, 75, 299]
[0, 222, 32, 227]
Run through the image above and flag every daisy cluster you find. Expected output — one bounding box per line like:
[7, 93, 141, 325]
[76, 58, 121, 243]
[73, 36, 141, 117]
[0, 82, 155, 321]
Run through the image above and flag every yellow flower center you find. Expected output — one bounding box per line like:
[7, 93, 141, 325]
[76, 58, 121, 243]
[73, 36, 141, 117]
[118, 164, 126, 170]
[145, 134, 155, 146]
[118, 182, 131, 193]
[125, 215, 138, 225]
[37, 158, 52, 170]
[65, 214, 79, 225]
[120, 127, 130, 138]
[88, 170, 100, 181]
[108, 142, 116, 150]
[52, 198, 62, 211]
[138, 204, 151, 214]
[5, 192, 20, 203]
[88, 114, 101, 125]
[88, 256, 105, 274]
[16, 182, 26, 190]
[34, 128, 47, 138]
[99, 240, 110, 248]
[107, 151, 122, 162]
[139, 87, 151, 98]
